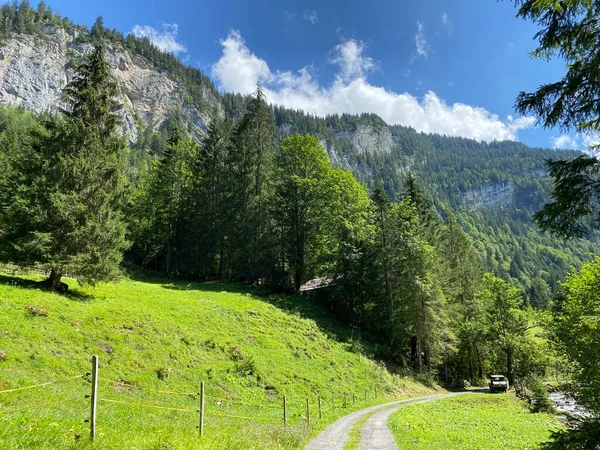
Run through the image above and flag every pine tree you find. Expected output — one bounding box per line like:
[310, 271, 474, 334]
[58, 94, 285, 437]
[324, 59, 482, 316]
[229, 85, 277, 281]
[0, 42, 129, 291]
[91, 16, 105, 42]
[192, 117, 234, 277]
[510, 0, 600, 237]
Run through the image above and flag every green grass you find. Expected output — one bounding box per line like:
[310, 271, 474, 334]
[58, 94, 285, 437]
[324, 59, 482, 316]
[388, 393, 562, 450]
[342, 411, 372, 450]
[0, 271, 439, 449]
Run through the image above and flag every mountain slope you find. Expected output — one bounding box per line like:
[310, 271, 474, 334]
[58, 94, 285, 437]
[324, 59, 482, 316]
[0, 25, 222, 141]
[0, 12, 596, 301]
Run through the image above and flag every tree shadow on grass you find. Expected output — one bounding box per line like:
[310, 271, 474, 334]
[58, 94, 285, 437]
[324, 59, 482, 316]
[126, 270, 367, 348]
[0, 273, 95, 302]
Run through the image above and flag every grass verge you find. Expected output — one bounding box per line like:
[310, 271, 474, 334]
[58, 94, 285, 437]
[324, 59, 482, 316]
[388, 393, 561, 450]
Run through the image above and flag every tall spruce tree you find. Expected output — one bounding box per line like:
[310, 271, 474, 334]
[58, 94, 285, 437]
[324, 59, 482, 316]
[229, 85, 277, 282]
[0, 43, 128, 290]
[191, 117, 234, 277]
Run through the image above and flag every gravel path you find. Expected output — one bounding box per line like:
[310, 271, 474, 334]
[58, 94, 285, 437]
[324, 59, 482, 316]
[358, 392, 468, 450]
[305, 392, 471, 450]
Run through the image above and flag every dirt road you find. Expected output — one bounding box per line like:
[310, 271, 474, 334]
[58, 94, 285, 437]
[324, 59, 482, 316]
[305, 391, 473, 450]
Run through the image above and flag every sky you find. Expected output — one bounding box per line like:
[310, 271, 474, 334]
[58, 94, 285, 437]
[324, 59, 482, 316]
[29, 0, 597, 150]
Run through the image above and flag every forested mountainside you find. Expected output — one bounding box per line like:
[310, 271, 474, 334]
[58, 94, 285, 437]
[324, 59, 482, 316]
[224, 94, 597, 305]
[0, 2, 596, 306]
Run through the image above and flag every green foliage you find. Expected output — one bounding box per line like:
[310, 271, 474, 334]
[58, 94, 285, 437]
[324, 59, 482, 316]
[540, 419, 600, 450]
[0, 43, 129, 289]
[553, 258, 600, 414]
[228, 95, 596, 305]
[534, 156, 600, 237]
[513, 0, 600, 133]
[526, 375, 555, 414]
[512, 0, 600, 240]
[274, 134, 337, 290]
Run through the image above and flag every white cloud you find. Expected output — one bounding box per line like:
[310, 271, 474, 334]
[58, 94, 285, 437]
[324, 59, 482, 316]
[283, 11, 296, 21]
[131, 23, 187, 55]
[330, 40, 376, 81]
[551, 134, 577, 149]
[211, 30, 272, 95]
[415, 21, 429, 58]
[211, 30, 535, 142]
[441, 13, 453, 35]
[303, 10, 318, 24]
[582, 132, 600, 150]
[549, 132, 600, 151]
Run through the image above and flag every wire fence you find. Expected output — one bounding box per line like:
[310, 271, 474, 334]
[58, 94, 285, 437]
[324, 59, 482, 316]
[0, 355, 386, 442]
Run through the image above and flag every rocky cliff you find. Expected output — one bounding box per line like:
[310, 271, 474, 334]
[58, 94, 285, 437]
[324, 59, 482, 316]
[0, 26, 222, 141]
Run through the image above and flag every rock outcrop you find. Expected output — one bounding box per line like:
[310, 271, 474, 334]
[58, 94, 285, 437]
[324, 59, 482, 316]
[0, 27, 222, 141]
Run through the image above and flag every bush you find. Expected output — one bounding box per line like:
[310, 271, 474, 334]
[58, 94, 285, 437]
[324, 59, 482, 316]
[541, 418, 600, 450]
[526, 376, 554, 413]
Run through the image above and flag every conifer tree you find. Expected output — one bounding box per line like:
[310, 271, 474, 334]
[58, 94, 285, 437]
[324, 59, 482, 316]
[0, 43, 129, 291]
[229, 85, 277, 281]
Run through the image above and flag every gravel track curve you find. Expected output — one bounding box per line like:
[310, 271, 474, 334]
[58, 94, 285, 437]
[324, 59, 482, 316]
[305, 391, 472, 450]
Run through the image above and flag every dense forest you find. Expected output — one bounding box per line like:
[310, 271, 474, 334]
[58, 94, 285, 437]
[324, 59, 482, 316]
[223, 93, 598, 308]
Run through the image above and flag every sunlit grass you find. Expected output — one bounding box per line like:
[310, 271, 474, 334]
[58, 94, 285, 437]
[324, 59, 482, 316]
[388, 393, 561, 450]
[0, 271, 438, 449]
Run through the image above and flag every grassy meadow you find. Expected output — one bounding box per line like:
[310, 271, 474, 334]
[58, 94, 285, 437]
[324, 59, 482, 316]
[388, 393, 561, 450]
[0, 271, 438, 449]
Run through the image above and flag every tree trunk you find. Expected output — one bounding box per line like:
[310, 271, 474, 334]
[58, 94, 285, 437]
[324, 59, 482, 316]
[467, 344, 474, 382]
[475, 344, 483, 380]
[45, 269, 67, 293]
[294, 268, 301, 293]
[506, 349, 514, 387]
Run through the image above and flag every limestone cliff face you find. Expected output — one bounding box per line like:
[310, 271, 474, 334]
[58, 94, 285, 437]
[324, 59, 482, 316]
[0, 27, 222, 141]
[462, 181, 515, 210]
[348, 124, 395, 155]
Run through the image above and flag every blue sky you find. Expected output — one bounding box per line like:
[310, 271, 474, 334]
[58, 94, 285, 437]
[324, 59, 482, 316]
[34, 0, 592, 149]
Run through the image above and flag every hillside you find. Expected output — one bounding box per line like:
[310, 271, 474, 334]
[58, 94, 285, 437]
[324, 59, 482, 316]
[225, 96, 598, 303]
[0, 7, 597, 302]
[0, 271, 437, 450]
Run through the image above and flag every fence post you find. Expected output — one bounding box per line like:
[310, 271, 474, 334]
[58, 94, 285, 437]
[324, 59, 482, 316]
[306, 398, 310, 427]
[283, 394, 287, 427]
[332, 392, 335, 415]
[199, 381, 205, 437]
[90, 355, 98, 441]
[318, 395, 322, 420]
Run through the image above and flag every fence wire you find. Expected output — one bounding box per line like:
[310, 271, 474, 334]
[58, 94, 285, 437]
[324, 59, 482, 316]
[0, 374, 86, 394]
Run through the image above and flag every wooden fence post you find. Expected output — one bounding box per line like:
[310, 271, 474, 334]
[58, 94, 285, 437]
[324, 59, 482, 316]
[318, 395, 322, 420]
[199, 381, 205, 437]
[306, 398, 310, 427]
[90, 355, 98, 441]
[283, 394, 287, 427]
